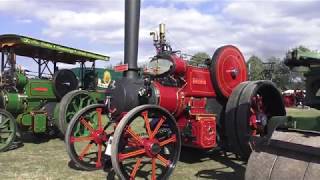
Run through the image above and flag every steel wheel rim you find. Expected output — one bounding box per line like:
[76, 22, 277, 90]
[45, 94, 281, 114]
[112, 105, 181, 180]
[65, 94, 95, 124]
[65, 104, 112, 170]
[0, 111, 16, 151]
[59, 90, 97, 135]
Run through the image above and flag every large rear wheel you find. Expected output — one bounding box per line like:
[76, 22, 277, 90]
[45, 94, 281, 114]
[111, 105, 181, 180]
[225, 80, 285, 159]
[58, 90, 97, 135]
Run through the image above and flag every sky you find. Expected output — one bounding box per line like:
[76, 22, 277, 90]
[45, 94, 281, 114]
[0, 0, 320, 70]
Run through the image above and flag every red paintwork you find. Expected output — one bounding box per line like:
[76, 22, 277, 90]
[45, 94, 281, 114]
[214, 46, 247, 97]
[283, 94, 295, 107]
[171, 55, 187, 75]
[153, 82, 179, 113]
[143, 138, 160, 158]
[177, 115, 216, 149]
[184, 66, 216, 97]
[152, 55, 221, 149]
[32, 87, 49, 92]
[114, 64, 129, 72]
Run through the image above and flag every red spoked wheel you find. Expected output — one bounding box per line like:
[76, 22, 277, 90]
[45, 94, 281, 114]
[65, 104, 114, 170]
[111, 105, 181, 180]
[225, 80, 286, 159]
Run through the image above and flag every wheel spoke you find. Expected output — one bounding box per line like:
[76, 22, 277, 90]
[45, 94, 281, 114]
[0, 130, 13, 134]
[80, 117, 95, 133]
[142, 111, 152, 138]
[126, 127, 143, 144]
[156, 154, 170, 167]
[79, 143, 93, 160]
[130, 158, 142, 179]
[0, 118, 9, 127]
[118, 149, 146, 161]
[97, 108, 102, 130]
[159, 135, 176, 147]
[72, 101, 78, 111]
[70, 136, 94, 143]
[79, 97, 84, 109]
[96, 144, 102, 168]
[152, 158, 156, 180]
[150, 117, 165, 139]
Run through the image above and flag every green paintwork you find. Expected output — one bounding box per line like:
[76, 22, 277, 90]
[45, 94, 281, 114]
[0, 33, 114, 141]
[4, 93, 26, 114]
[25, 79, 56, 99]
[21, 114, 32, 126]
[285, 49, 320, 110]
[15, 72, 28, 89]
[71, 67, 122, 89]
[33, 113, 47, 133]
[285, 48, 320, 67]
[70, 68, 122, 102]
[0, 34, 109, 63]
[273, 115, 320, 132]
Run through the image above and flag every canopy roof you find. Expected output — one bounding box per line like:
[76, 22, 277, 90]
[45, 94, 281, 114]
[0, 34, 109, 64]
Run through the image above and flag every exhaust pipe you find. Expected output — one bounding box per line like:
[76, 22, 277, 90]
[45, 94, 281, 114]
[124, 0, 140, 79]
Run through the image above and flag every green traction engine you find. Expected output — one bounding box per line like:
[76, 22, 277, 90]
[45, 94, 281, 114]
[0, 34, 120, 152]
[245, 48, 320, 180]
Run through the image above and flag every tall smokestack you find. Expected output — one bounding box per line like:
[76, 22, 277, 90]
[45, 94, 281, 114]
[124, 0, 140, 79]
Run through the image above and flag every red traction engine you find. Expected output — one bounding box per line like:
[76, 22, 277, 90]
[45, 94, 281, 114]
[64, 0, 285, 179]
[146, 49, 247, 149]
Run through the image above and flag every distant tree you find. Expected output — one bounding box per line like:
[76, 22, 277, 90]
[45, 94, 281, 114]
[272, 60, 291, 90]
[247, 55, 264, 81]
[189, 52, 210, 66]
[297, 45, 310, 52]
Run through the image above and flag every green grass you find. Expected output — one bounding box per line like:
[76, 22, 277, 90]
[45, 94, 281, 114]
[2, 108, 320, 179]
[0, 133, 245, 180]
[286, 107, 320, 117]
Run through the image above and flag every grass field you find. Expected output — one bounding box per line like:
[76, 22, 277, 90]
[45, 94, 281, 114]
[286, 107, 320, 117]
[1, 107, 319, 180]
[0, 133, 245, 180]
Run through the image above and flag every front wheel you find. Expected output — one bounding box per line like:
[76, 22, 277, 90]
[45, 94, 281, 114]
[111, 105, 181, 180]
[0, 109, 17, 152]
[65, 104, 114, 170]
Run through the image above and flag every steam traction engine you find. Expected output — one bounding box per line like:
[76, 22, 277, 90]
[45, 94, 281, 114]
[65, 0, 285, 179]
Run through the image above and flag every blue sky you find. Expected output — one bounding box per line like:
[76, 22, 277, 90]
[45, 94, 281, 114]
[0, 0, 320, 71]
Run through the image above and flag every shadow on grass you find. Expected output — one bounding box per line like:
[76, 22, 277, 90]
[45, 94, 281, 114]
[179, 147, 246, 180]
[68, 159, 117, 179]
[6, 131, 64, 152]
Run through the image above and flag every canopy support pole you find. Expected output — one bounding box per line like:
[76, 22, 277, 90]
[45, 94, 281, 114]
[38, 58, 42, 78]
[1, 50, 4, 73]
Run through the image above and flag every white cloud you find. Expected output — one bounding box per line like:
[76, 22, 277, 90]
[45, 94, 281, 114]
[16, 19, 32, 24]
[1, 0, 320, 65]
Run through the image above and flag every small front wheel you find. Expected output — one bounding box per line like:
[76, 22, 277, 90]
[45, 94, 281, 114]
[111, 105, 181, 180]
[65, 104, 114, 170]
[0, 109, 17, 152]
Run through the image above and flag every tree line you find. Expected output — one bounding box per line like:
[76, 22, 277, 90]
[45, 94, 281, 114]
[191, 46, 309, 91]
